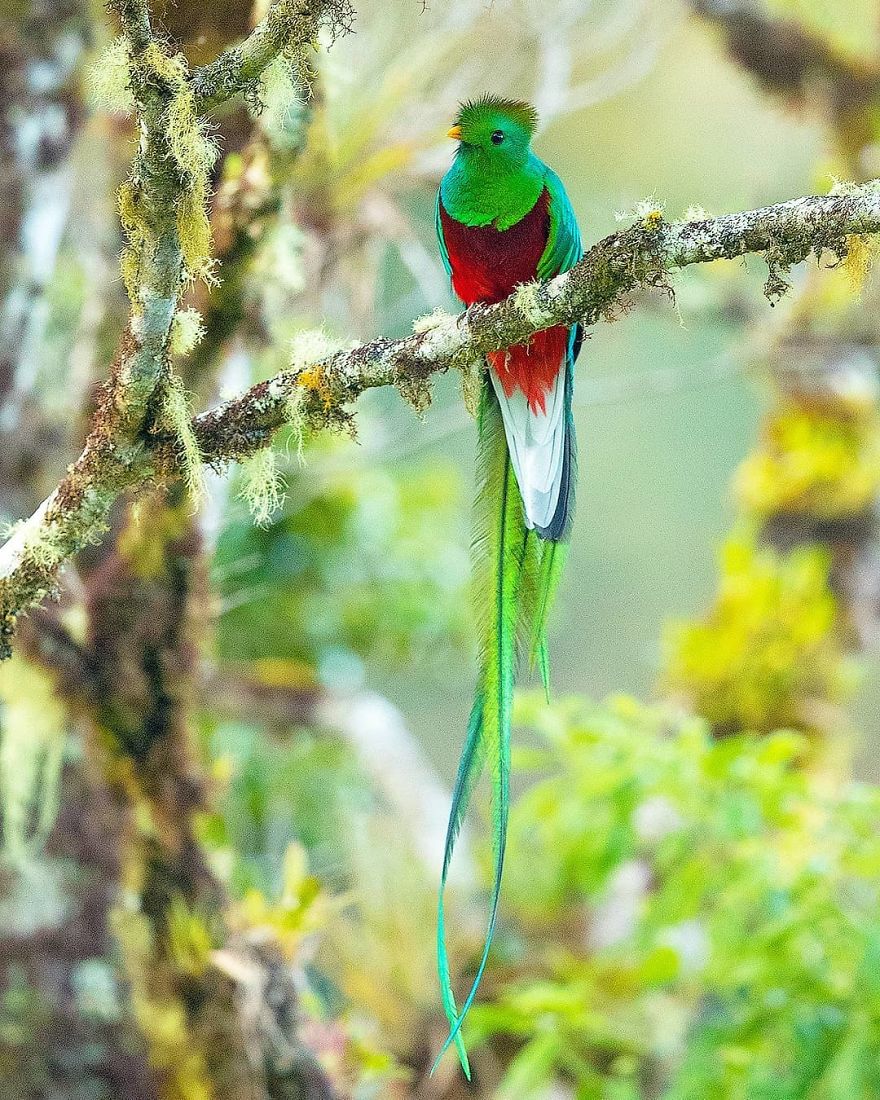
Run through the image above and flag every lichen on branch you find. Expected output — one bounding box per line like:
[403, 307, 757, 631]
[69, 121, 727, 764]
[0, 0, 359, 659]
[3, 133, 880, 657]
[190, 182, 880, 463]
[190, 0, 355, 113]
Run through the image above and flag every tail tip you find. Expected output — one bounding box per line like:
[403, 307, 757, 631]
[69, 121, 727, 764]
[430, 1041, 471, 1080]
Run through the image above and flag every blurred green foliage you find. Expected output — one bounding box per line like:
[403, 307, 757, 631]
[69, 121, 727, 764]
[735, 392, 880, 521]
[200, 719, 440, 1086]
[214, 446, 469, 676]
[201, 720, 368, 894]
[201, 691, 880, 1097]
[662, 536, 853, 734]
[469, 694, 880, 1099]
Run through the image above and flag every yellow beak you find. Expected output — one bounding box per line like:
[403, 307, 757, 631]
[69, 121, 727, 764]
[447, 125, 463, 140]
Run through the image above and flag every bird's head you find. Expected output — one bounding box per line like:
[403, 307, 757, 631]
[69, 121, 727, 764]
[447, 95, 538, 169]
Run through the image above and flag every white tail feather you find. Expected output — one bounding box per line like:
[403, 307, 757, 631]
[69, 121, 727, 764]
[490, 370, 566, 532]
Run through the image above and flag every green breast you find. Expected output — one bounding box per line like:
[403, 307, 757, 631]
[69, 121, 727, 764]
[440, 152, 546, 231]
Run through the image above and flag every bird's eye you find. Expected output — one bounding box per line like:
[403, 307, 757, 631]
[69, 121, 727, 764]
[491, 130, 505, 145]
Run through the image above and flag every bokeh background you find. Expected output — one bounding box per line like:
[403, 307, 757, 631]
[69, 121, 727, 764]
[4, 0, 880, 1096]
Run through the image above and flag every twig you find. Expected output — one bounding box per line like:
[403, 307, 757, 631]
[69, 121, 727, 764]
[190, 0, 354, 112]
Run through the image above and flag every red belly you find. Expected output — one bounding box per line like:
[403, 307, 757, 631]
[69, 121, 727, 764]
[439, 189, 567, 413]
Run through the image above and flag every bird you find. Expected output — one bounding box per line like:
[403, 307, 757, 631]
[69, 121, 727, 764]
[433, 95, 583, 1077]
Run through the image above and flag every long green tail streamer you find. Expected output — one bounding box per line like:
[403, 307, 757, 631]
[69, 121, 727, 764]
[433, 383, 538, 1075]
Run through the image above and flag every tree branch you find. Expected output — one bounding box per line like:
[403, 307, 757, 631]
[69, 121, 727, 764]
[110, 0, 152, 52]
[190, 0, 354, 113]
[191, 184, 880, 459]
[0, 0, 357, 656]
[3, 182, 880, 656]
[690, 0, 880, 118]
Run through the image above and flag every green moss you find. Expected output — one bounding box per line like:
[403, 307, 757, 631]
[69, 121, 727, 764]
[176, 179, 216, 287]
[257, 57, 309, 149]
[119, 246, 141, 308]
[616, 197, 666, 224]
[459, 357, 484, 419]
[169, 308, 206, 358]
[159, 374, 206, 503]
[841, 232, 879, 291]
[397, 375, 432, 418]
[290, 327, 347, 373]
[271, 0, 324, 89]
[128, 42, 219, 287]
[140, 41, 189, 89]
[684, 203, 710, 221]
[283, 386, 306, 464]
[736, 394, 880, 519]
[165, 89, 217, 186]
[411, 307, 455, 335]
[117, 181, 150, 309]
[512, 281, 551, 325]
[661, 534, 852, 734]
[165, 77, 218, 284]
[3, 517, 65, 574]
[763, 248, 794, 303]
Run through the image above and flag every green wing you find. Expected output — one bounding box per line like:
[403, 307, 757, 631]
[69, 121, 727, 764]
[436, 190, 452, 278]
[538, 166, 583, 280]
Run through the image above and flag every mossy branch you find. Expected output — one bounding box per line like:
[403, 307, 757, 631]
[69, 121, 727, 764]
[3, 183, 880, 655]
[0, 0, 352, 658]
[191, 183, 880, 459]
[109, 0, 152, 51]
[190, 0, 354, 113]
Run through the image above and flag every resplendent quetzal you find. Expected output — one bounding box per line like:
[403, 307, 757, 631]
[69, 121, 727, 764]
[433, 95, 583, 1076]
